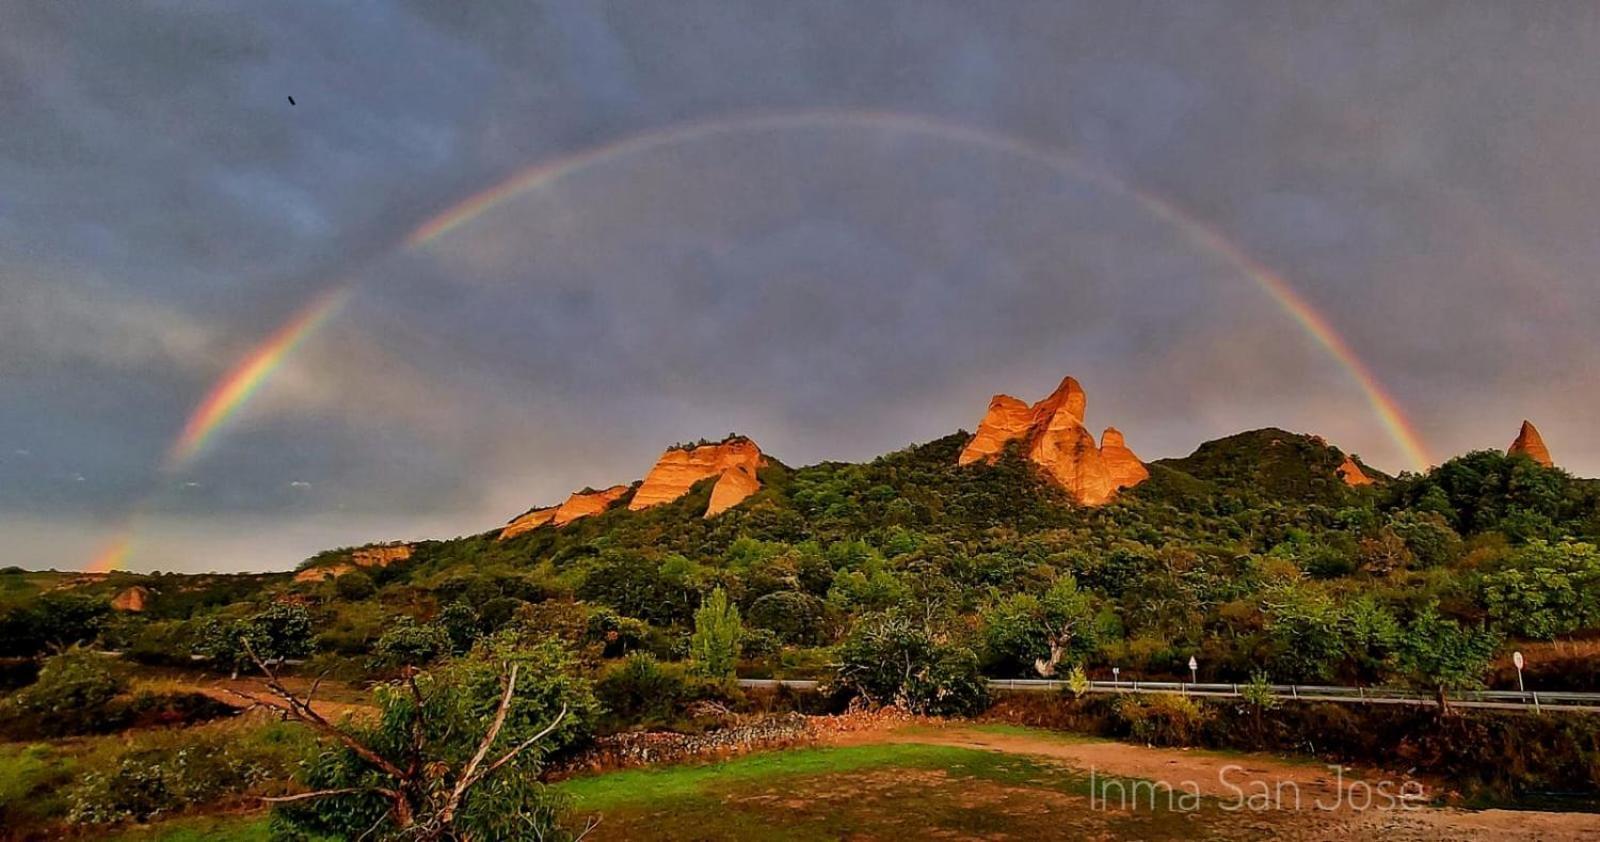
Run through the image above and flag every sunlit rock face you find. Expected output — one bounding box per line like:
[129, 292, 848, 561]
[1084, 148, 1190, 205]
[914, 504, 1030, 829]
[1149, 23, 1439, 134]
[1336, 454, 1374, 487]
[498, 506, 558, 540]
[1101, 427, 1152, 492]
[630, 437, 766, 516]
[551, 485, 631, 526]
[111, 585, 151, 612]
[957, 376, 1147, 506]
[498, 484, 634, 540]
[1508, 420, 1555, 468]
[293, 543, 412, 582]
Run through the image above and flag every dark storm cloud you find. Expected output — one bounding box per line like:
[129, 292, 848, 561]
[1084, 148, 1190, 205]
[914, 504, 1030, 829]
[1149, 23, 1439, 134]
[3, 1, 1598, 571]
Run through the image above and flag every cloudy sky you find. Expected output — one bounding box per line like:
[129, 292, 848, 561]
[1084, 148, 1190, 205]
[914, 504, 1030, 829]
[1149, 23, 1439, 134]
[3, 1, 1598, 573]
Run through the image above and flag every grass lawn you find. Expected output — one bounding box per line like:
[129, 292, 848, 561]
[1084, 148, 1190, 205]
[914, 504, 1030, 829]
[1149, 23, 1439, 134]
[104, 814, 273, 842]
[555, 741, 1226, 840]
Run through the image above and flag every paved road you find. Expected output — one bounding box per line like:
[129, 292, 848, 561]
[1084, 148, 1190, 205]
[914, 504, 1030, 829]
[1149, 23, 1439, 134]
[736, 678, 1600, 712]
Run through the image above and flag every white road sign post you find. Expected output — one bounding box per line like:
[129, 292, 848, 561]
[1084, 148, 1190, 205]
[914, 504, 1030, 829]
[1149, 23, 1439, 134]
[1513, 650, 1526, 693]
[1188, 656, 1198, 685]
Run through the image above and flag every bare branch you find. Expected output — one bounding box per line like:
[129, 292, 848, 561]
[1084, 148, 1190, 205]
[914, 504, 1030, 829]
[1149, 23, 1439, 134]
[239, 639, 409, 781]
[440, 662, 520, 824]
[469, 703, 567, 787]
[261, 787, 367, 804]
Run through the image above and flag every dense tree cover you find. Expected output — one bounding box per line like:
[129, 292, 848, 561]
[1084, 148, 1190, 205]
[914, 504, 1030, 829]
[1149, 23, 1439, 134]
[11, 430, 1600, 698]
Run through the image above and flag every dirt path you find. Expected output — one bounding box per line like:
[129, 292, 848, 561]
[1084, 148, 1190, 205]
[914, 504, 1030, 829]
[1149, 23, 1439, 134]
[827, 724, 1600, 841]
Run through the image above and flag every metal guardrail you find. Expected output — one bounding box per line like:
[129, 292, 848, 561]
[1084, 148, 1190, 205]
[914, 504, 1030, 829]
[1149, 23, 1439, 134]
[738, 678, 1600, 713]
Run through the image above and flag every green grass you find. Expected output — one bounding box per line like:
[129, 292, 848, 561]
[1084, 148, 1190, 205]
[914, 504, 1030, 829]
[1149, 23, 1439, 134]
[104, 814, 272, 842]
[557, 743, 993, 811]
[555, 741, 1216, 840]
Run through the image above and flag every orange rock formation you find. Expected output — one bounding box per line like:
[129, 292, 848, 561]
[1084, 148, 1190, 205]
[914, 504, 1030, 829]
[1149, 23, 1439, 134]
[294, 543, 412, 582]
[1100, 427, 1152, 491]
[630, 438, 766, 517]
[552, 485, 630, 526]
[958, 376, 1147, 506]
[497, 485, 631, 540]
[111, 585, 151, 612]
[1508, 420, 1554, 468]
[1336, 454, 1374, 487]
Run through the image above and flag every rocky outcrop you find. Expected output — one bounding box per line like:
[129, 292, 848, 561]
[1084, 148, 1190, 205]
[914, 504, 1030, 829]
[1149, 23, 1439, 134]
[1508, 420, 1555, 468]
[958, 395, 1035, 465]
[111, 585, 151, 612]
[1100, 427, 1151, 491]
[552, 485, 630, 526]
[958, 376, 1147, 506]
[1336, 454, 1374, 487]
[295, 564, 352, 583]
[497, 485, 632, 540]
[351, 544, 412, 568]
[708, 464, 761, 517]
[499, 506, 558, 540]
[630, 437, 766, 517]
[294, 543, 411, 582]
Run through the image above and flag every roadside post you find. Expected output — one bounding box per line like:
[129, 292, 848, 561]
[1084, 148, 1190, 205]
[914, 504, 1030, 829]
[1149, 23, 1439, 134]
[1112, 666, 1121, 688]
[1189, 656, 1198, 685]
[1513, 650, 1526, 693]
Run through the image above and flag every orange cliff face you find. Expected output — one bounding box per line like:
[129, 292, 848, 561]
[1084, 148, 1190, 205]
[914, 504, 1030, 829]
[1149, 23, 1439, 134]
[1100, 427, 1151, 491]
[630, 437, 766, 517]
[498, 485, 630, 540]
[1336, 454, 1374, 487]
[294, 543, 413, 582]
[957, 376, 1147, 506]
[1508, 420, 1555, 468]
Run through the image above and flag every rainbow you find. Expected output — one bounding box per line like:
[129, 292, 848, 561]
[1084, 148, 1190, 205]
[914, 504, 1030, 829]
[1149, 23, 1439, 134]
[84, 528, 134, 575]
[399, 110, 1431, 469]
[100, 110, 1429, 571]
[163, 287, 350, 471]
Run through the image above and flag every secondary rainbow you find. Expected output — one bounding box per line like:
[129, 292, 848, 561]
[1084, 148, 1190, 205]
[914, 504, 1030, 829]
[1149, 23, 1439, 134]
[163, 287, 350, 471]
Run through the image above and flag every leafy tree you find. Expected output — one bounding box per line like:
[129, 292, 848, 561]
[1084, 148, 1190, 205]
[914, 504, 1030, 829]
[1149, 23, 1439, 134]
[0, 592, 110, 656]
[197, 603, 313, 678]
[268, 637, 597, 840]
[372, 618, 454, 669]
[689, 588, 742, 681]
[437, 603, 483, 654]
[1481, 540, 1600, 639]
[833, 611, 988, 716]
[1390, 603, 1502, 712]
[747, 590, 826, 645]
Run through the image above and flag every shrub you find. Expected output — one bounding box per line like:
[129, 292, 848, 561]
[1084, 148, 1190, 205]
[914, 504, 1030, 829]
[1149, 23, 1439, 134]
[748, 591, 826, 645]
[370, 617, 452, 669]
[596, 652, 687, 727]
[1114, 693, 1212, 746]
[833, 612, 988, 716]
[65, 719, 309, 825]
[5, 649, 127, 737]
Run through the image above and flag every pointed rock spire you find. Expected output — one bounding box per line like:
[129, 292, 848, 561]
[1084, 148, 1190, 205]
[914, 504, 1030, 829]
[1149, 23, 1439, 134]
[1508, 420, 1554, 468]
[957, 375, 1147, 505]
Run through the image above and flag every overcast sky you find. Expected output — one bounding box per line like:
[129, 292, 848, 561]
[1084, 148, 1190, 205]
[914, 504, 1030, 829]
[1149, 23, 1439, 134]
[4, 1, 1598, 572]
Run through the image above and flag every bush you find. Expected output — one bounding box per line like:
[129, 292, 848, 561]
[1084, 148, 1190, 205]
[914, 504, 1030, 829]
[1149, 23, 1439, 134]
[748, 591, 826, 645]
[5, 649, 127, 737]
[596, 652, 687, 727]
[369, 617, 452, 669]
[65, 719, 309, 825]
[833, 612, 988, 716]
[1114, 693, 1212, 746]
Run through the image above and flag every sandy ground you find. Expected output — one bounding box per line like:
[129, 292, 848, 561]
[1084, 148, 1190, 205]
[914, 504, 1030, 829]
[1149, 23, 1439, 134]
[845, 724, 1600, 841]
